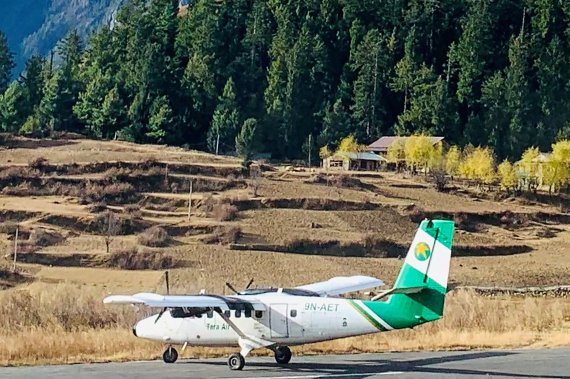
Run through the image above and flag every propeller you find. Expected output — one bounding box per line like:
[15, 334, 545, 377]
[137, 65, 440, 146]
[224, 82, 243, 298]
[155, 271, 170, 323]
[226, 278, 255, 295]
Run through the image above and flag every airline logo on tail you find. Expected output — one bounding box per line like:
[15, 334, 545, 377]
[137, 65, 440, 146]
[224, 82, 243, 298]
[414, 242, 431, 261]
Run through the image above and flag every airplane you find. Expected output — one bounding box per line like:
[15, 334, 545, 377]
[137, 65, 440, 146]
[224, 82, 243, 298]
[104, 218, 454, 371]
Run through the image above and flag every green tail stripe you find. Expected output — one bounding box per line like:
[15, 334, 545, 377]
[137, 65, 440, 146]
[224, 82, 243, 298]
[348, 300, 386, 331]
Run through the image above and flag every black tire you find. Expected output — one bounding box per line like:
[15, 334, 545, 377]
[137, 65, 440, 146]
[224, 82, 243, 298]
[274, 346, 292, 365]
[228, 353, 245, 371]
[163, 347, 178, 363]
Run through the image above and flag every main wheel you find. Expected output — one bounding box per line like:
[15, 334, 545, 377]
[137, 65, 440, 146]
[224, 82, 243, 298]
[163, 347, 178, 363]
[274, 346, 292, 365]
[228, 353, 245, 370]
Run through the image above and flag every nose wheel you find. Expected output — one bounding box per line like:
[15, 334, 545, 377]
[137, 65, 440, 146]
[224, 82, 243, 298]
[228, 353, 245, 370]
[274, 346, 292, 364]
[163, 346, 178, 363]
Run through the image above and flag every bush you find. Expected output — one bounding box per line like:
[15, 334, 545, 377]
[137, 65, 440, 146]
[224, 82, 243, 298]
[28, 229, 65, 247]
[87, 202, 107, 213]
[106, 248, 177, 270]
[203, 226, 242, 245]
[123, 204, 142, 219]
[213, 203, 239, 221]
[137, 226, 168, 247]
[29, 157, 49, 170]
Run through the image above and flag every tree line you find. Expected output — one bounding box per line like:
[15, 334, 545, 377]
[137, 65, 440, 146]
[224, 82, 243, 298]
[1, 0, 570, 161]
[373, 134, 570, 195]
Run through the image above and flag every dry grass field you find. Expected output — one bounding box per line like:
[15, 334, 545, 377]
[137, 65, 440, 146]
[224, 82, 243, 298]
[1, 136, 570, 366]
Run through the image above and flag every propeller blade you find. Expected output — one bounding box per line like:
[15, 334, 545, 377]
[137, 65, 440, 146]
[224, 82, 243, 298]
[155, 307, 167, 323]
[225, 282, 239, 294]
[165, 271, 170, 295]
[245, 278, 254, 289]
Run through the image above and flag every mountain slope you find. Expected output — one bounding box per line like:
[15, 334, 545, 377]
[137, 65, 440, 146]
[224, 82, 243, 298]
[0, 0, 125, 74]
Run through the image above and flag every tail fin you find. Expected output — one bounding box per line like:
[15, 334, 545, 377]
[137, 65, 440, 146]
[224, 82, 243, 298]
[388, 219, 455, 323]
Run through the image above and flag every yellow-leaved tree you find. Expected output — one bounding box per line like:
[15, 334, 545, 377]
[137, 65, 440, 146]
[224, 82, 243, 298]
[404, 135, 434, 174]
[319, 145, 332, 159]
[337, 135, 367, 154]
[459, 147, 495, 186]
[497, 160, 518, 193]
[445, 146, 461, 178]
[551, 139, 570, 190]
[519, 147, 540, 192]
[387, 138, 405, 163]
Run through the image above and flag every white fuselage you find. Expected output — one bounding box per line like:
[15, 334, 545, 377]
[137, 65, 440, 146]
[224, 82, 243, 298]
[134, 293, 383, 347]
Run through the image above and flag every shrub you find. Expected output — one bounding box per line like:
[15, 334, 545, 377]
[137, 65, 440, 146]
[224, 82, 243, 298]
[203, 226, 242, 245]
[213, 203, 239, 221]
[123, 204, 142, 219]
[87, 202, 107, 213]
[106, 248, 177, 270]
[137, 226, 168, 247]
[28, 229, 65, 247]
[29, 157, 49, 170]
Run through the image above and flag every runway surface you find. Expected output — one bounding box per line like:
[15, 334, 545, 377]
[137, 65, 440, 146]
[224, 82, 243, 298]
[1, 348, 569, 379]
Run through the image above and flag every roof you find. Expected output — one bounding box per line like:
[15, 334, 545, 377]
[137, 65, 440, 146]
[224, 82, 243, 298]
[368, 136, 445, 151]
[329, 152, 387, 162]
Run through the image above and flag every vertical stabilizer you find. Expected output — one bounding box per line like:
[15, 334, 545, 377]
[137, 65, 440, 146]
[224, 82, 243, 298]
[389, 219, 455, 322]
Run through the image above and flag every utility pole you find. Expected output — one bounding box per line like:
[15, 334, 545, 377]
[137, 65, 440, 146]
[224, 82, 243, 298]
[187, 180, 193, 221]
[12, 226, 19, 272]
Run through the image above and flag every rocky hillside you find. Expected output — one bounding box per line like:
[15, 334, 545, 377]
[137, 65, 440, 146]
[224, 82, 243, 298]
[0, 0, 125, 73]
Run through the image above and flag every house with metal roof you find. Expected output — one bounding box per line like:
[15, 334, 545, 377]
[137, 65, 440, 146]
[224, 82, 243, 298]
[322, 152, 387, 171]
[368, 136, 445, 155]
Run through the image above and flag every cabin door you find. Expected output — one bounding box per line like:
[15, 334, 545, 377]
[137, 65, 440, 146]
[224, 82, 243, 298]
[269, 304, 289, 338]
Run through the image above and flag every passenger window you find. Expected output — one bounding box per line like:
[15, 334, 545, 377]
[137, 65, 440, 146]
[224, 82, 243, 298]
[224, 310, 231, 318]
[207, 310, 214, 318]
[255, 311, 263, 318]
[235, 310, 241, 318]
[290, 309, 297, 318]
[244, 310, 252, 318]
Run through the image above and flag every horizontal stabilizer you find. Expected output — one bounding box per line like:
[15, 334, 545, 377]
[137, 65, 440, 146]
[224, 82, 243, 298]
[297, 275, 384, 297]
[371, 285, 427, 301]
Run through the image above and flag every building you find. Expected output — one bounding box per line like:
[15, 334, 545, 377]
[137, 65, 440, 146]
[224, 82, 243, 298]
[368, 136, 445, 155]
[322, 152, 387, 171]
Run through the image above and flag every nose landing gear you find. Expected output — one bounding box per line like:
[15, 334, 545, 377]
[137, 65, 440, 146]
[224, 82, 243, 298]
[163, 346, 178, 363]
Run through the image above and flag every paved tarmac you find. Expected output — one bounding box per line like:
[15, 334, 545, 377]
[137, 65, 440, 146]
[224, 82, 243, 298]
[1, 348, 569, 379]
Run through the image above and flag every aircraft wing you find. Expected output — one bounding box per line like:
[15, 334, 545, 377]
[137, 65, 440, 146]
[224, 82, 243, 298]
[103, 292, 266, 311]
[296, 275, 384, 296]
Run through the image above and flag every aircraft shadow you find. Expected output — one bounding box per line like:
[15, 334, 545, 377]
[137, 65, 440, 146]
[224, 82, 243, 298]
[185, 351, 569, 379]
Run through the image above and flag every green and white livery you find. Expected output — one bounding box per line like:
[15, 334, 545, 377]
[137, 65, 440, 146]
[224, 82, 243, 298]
[104, 219, 455, 371]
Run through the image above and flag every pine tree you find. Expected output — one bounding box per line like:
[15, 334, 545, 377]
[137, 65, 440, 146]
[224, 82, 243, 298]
[236, 118, 258, 162]
[207, 77, 241, 153]
[0, 82, 23, 132]
[0, 31, 14, 94]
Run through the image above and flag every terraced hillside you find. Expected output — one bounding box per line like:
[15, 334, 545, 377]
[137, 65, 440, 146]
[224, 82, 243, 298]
[1, 136, 570, 293]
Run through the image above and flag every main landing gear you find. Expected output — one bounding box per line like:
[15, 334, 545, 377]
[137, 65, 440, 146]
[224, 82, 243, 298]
[274, 346, 292, 365]
[226, 346, 292, 370]
[163, 346, 178, 363]
[228, 353, 246, 370]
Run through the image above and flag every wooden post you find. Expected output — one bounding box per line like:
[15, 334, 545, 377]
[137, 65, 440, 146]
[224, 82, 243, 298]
[12, 226, 18, 272]
[187, 180, 193, 221]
